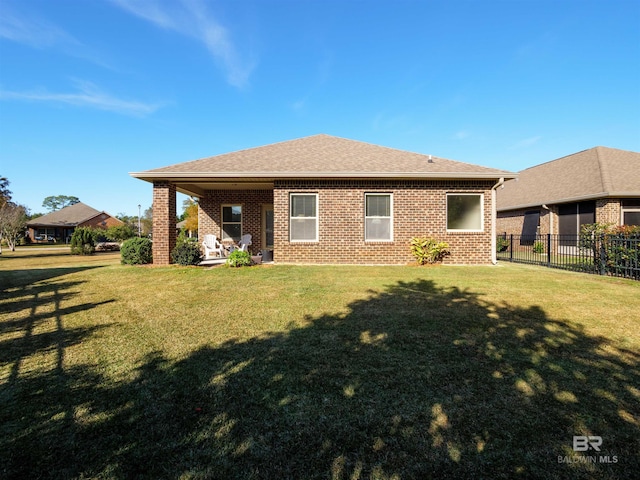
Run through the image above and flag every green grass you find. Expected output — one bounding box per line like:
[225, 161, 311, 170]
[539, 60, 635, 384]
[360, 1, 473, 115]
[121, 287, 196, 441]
[1, 250, 639, 479]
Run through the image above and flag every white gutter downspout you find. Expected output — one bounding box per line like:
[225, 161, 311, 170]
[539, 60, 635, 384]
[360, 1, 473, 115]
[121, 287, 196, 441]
[491, 177, 505, 265]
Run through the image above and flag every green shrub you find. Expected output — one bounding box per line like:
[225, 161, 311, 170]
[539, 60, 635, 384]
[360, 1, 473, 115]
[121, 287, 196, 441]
[171, 239, 202, 266]
[410, 237, 450, 265]
[106, 224, 137, 242]
[226, 249, 252, 267]
[121, 237, 153, 265]
[580, 223, 640, 275]
[496, 236, 510, 252]
[70, 227, 95, 255]
[532, 240, 545, 254]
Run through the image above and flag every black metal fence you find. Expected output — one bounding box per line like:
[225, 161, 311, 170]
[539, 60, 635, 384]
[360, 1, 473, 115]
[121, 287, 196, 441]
[496, 233, 640, 280]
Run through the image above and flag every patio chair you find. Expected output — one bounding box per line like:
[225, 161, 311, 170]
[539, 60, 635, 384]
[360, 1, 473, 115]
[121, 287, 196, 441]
[202, 234, 224, 259]
[237, 234, 252, 252]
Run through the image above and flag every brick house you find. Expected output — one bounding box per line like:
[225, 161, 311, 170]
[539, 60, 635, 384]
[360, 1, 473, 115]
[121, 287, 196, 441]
[27, 202, 124, 243]
[496, 147, 640, 241]
[130, 134, 516, 265]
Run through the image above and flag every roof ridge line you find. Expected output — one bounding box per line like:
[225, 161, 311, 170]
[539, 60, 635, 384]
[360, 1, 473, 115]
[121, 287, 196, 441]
[595, 146, 613, 193]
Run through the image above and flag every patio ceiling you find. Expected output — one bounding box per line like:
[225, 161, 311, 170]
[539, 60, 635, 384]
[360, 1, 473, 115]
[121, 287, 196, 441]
[170, 178, 275, 197]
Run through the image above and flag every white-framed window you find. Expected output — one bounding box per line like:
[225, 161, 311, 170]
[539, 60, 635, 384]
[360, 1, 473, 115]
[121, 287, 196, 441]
[365, 193, 393, 241]
[446, 193, 484, 232]
[221, 205, 242, 242]
[621, 199, 640, 226]
[290, 193, 318, 242]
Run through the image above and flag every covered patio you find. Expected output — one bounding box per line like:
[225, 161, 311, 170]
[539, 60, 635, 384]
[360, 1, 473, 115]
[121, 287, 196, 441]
[146, 180, 274, 265]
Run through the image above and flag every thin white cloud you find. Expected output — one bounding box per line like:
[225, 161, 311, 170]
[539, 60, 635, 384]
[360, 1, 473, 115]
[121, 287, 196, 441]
[0, 80, 162, 116]
[111, 0, 255, 88]
[0, 7, 76, 48]
[511, 136, 542, 149]
[0, 4, 115, 69]
[453, 130, 470, 140]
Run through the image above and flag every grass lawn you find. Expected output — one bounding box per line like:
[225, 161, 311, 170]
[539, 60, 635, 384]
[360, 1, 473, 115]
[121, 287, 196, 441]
[1, 250, 638, 479]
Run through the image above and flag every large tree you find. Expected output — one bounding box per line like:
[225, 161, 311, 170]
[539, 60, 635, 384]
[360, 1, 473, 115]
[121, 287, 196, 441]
[141, 207, 153, 237]
[183, 199, 198, 233]
[0, 176, 11, 208]
[0, 202, 28, 253]
[42, 195, 80, 212]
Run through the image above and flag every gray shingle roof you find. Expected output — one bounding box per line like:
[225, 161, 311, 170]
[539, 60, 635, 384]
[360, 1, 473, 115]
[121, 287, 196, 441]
[131, 134, 515, 180]
[27, 202, 112, 227]
[497, 146, 640, 211]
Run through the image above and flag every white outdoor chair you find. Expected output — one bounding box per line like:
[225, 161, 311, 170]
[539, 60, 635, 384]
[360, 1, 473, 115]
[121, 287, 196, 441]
[237, 234, 252, 252]
[202, 234, 224, 258]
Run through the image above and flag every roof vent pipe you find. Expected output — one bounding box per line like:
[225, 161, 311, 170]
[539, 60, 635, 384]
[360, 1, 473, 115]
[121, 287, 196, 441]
[428, 155, 434, 163]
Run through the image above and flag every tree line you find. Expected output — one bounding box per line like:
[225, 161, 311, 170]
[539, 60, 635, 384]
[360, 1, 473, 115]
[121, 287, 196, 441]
[0, 176, 199, 252]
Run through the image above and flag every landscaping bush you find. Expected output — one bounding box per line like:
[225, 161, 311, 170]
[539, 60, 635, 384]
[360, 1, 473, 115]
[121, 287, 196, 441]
[121, 237, 153, 265]
[496, 236, 509, 253]
[532, 240, 545, 254]
[171, 239, 202, 266]
[410, 237, 450, 265]
[70, 227, 95, 255]
[580, 223, 640, 276]
[106, 224, 137, 242]
[226, 249, 252, 267]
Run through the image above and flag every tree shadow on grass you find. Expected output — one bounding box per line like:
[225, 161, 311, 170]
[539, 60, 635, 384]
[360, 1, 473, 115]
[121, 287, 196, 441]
[0, 265, 105, 293]
[1, 279, 638, 479]
[1, 270, 114, 480]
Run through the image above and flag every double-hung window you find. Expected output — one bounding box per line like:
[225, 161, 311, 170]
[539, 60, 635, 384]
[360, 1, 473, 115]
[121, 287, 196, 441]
[222, 205, 242, 242]
[290, 194, 318, 241]
[446, 194, 484, 231]
[622, 199, 640, 226]
[365, 193, 393, 241]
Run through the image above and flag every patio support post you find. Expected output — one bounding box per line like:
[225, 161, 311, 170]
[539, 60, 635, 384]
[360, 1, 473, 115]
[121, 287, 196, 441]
[152, 181, 177, 265]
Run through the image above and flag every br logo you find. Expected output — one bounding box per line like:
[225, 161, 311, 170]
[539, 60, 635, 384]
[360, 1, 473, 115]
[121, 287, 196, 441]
[573, 436, 602, 452]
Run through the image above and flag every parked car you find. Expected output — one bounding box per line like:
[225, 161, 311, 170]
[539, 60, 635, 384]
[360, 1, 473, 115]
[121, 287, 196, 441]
[34, 235, 55, 241]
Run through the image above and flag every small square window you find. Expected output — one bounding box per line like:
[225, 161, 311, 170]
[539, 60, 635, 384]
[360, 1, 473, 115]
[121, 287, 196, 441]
[447, 194, 483, 231]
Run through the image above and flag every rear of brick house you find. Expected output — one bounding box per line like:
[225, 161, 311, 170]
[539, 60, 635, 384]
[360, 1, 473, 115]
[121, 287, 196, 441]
[496, 147, 640, 240]
[131, 135, 516, 265]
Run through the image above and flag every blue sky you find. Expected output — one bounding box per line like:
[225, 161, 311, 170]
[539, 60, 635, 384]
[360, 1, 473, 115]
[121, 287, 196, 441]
[1, 0, 639, 217]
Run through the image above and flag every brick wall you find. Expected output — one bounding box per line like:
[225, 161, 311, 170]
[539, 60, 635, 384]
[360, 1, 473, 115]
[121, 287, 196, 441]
[496, 209, 527, 236]
[596, 198, 621, 224]
[198, 189, 274, 253]
[152, 181, 176, 265]
[496, 207, 556, 236]
[499, 199, 625, 237]
[273, 180, 495, 264]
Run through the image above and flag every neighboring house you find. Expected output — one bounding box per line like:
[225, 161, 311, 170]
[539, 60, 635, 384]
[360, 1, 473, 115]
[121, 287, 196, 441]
[177, 219, 197, 238]
[27, 202, 124, 243]
[496, 146, 640, 243]
[130, 134, 516, 265]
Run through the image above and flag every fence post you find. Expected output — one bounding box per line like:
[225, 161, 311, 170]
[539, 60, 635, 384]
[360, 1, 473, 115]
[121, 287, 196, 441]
[599, 234, 607, 276]
[546, 234, 551, 266]
[510, 234, 513, 261]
